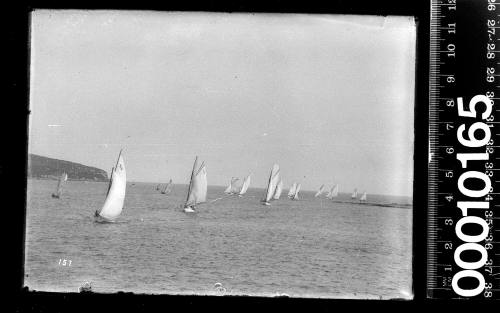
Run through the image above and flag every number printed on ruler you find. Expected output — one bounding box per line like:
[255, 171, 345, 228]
[427, 0, 500, 299]
[453, 95, 494, 297]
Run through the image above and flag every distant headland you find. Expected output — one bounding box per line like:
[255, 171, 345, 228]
[28, 153, 108, 182]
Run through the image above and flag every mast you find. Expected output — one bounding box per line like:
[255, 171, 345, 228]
[106, 167, 114, 196]
[185, 156, 199, 205]
[114, 149, 123, 170]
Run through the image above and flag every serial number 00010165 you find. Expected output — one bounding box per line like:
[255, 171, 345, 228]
[427, 0, 499, 300]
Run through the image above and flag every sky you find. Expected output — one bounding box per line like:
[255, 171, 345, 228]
[29, 10, 416, 196]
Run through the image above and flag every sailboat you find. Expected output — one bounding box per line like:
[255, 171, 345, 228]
[351, 188, 358, 199]
[51, 172, 68, 199]
[360, 191, 367, 202]
[224, 177, 240, 194]
[273, 179, 283, 200]
[325, 186, 334, 199]
[161, 179, 173, 195]
[292, 183, 301, 200]
[238, 174, 251, 197]
[314, 184, 325, 197]
[95, 150, 126, 222]
[183, 156, 207, 213]
[262, 164, 280, 206]
[331, 184, 339, 198]
[155, 184, 160, 191]
[287, 183, 297, 198]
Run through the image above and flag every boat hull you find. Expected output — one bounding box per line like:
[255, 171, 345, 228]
[94, 213, 116, 223]
[51, 194, 60, 199]
[183, 207, 196, 213]
[262, 202, 271, 206]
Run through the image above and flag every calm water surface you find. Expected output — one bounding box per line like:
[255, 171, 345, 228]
[25, 179, 412, 299]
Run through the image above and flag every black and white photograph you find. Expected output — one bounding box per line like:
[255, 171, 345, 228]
[25, 10, 416, 299]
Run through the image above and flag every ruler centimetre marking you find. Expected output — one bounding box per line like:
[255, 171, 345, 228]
[428, 0, 500, 299]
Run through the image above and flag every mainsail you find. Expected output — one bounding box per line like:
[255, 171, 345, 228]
[273, 179, 283, 200]
[287, 183, 297, 198]
[351, 188, 358, 199]
[292, 183, 301, 200]
[331, 184, 339, 198]
[239, 174, 251, 196]
[96, 150, 126, 221]
[314, 184, 325, 197]
[52, 172, 68, 198]
[106, 167, 114, 196]
[325, 186, 333, 199]
[224, 177, 240, 194]
[360, 192, 367, 201]
[162, 179, 173, 195]
[185, 156, 207, 208]
[263, 164, 280, 203]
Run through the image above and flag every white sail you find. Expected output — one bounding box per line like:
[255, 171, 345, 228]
[97, 151, 126, 221]
[360, 192, 367, 201]
[292, 183, 301, 200]
[224, 177, 239, 194]
[162, 179, 173, 194]
[167, 180, 173, 193]
[239, 174, 251, 195]
[185, 156, 207, 208]
[331, 184, 339, 198]
[264, 164, 280, 203]
[287, 183, 297, 197]
[53, 172, 68, 198]
[106, 167, 114, 196]
[351, 188, 358, 199]
[230, 178, 240, 193]
[273, 179, 283, 200]
[314, 184, 325, 197]
[325, 186, 333, 199]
